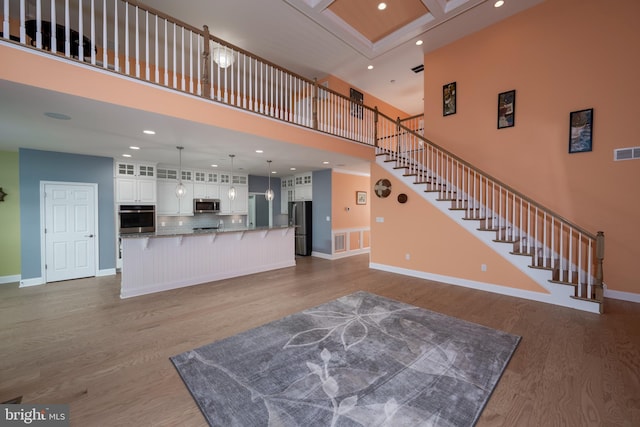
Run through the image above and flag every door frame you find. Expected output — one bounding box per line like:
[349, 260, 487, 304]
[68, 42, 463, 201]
[39, 181, 100, 283]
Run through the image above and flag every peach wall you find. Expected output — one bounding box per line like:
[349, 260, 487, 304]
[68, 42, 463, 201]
[369, 163, 548, 293]
[0, 44, 375, 164]
[421, 0, 640, 295]
[319, 75, 409, 121]
[331, 171, 370, 230]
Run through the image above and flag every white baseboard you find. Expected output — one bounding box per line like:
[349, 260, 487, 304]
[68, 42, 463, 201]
[604, 284, 640, 304]
[19, 277, 45, 287]
[97, 268, 117, 277]
[369, 263, 601, 314]
[311, 248, 370, 260]
[0, 274, 20, 285]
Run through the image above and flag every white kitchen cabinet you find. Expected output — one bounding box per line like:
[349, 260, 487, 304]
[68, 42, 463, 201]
[293, 172, 312, 201]
[193, 170, 220, 199]
[219, 173, 248, 214]
[115, 161, 157, 203]
[156, 174, 193, 216]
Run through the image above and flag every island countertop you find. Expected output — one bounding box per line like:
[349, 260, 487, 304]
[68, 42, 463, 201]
[120, 225, 294, 239]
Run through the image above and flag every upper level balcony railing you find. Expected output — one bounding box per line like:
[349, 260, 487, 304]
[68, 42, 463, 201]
[1, 0, 380, 146]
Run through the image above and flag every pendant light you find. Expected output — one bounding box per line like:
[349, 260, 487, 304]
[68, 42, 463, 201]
[265, 160, 274, 201]
[228, 154, 236, 200]
[175, 146, 186, 198]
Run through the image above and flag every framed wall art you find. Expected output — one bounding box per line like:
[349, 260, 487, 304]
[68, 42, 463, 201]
[356, 191, 367, 205]
[497, 90, 516, 129]
[569, 108, 593, 153]
[350, 88, 363, 119]
[443, 82, 456, 116]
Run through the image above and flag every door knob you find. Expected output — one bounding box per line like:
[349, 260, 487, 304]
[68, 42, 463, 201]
[85, 234, 94, 238]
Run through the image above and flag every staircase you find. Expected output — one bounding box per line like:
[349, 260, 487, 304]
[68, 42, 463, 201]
[375, 133, 604, 314]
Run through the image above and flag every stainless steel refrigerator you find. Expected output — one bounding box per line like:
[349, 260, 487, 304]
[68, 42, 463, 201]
[288, 201, 312, 256]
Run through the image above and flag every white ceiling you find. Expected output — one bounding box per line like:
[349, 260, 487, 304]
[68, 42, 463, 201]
[0, 0, 543, 175]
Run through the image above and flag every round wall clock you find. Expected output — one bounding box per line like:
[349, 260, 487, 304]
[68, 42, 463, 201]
[374, 179, 392, 198]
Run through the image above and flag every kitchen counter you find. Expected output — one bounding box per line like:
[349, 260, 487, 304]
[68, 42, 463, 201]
[120, 225, 292, 239]
[120, 226, 296, 298]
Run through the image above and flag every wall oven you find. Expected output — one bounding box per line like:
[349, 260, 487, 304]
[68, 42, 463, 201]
[119, 204, 156, 234]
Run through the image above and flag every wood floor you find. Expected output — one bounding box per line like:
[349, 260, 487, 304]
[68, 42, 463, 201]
[1, 254, 639, 426]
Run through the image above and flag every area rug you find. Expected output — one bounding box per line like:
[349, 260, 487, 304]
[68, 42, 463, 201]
[170, 291, 520, 426]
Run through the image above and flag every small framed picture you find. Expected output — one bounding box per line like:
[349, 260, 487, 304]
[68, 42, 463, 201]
[497, 90, 516, 129]
[569, 108, 593, 153]
[443, 82, 456, 116]
[356, 191, 367, 205]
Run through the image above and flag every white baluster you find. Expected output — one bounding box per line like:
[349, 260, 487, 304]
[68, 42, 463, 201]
[3, 0, 9, 40]
[587, 239, 593, 299]
[154, 15, 158, 83]
[64, 0, 69, 56]
[36, 0, 41, 49]
[78, 0, 83, 61]
[144, 10, 149, 80]
[181, 28, 185, 90]
[19, 0, 25, 44]
[90, 0, 95, 64]
[102, 0, 108, 67]
[124, 5, 129, 74]
[51, 0, 56, 53]
[172, 23, 177, 88]
[188, 30, 193, 93]
[113, 0, 118, 71]
[134, 6, 139, 77]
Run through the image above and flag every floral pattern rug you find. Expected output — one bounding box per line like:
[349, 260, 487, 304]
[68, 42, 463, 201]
[170, 291, 520, 426]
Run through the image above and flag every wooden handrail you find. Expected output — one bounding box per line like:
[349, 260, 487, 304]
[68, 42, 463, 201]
[376, 109, 599, 240]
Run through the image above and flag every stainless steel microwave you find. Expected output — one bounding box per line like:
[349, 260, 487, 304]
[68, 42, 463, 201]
[194, 198, 220, 213]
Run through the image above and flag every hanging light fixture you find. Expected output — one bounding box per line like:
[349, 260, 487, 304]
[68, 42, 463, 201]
[175, 146, 186, 198]
[213, 45, 235, 69]
[265, 160, 274, 201]
[228, 154, 237, 200]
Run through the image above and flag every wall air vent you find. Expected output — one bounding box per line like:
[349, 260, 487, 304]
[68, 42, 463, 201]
[411, 64, 424, 73]
[614, 146, 640, 161]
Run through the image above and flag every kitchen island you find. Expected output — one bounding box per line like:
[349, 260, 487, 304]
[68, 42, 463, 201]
[120, 226, 295, 298]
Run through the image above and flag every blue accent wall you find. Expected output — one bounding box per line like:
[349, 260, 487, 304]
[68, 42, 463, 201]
[312, 169, 332, 254]
[19, 149, 116, 280]
[248, 175, 281, 211]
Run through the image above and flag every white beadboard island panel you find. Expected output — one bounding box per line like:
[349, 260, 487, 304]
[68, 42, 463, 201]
[120, 227, 296, 298]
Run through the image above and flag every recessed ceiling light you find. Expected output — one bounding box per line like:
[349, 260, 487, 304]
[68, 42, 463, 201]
[143, 130, 155, 135]
[122, 154, 132, 158]
[211, 164, 218, 168]
[271, 170, 277, 174]
[494, 0, 505, 7]
[367, 65, 374, 70]
[290, 167, 297, 171]
[416, 40, 423, 46]
[44, 112, 71, 120]
[323, 161, 330, 165]
[129, 146, 140, 150]
[378, 3, 387, 11]
[256, 149, 264, 153]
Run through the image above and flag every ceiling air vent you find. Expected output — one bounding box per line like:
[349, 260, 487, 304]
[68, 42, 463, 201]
[614, 146, 640, 161]
[411, 64, 424, 73]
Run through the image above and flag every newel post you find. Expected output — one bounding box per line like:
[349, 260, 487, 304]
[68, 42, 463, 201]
[202, 25, 211, 99]
[595, 231, 605, 303]
[312, 78, 319, 130]
[374, 106, 379, 148]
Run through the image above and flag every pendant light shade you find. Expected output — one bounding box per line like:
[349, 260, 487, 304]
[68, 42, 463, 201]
[228, 154, 236, 200]
[265, 160, 274, 201]
[175, 146, 186, 198]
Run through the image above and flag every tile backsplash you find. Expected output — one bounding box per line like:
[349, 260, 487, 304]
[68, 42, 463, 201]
[157, 214, 247, 233]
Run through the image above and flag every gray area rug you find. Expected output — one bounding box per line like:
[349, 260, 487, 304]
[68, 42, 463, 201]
[171, 291, 520, 426]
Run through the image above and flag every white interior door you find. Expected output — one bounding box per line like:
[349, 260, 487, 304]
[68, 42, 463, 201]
[44, 183, 97, 282]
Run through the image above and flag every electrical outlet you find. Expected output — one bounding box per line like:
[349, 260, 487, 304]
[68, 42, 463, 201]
[178, 221, 183, 226]
[405, 253, 410, 260]
[376, 217, 384, 223]
[481, 264, 487, 272]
